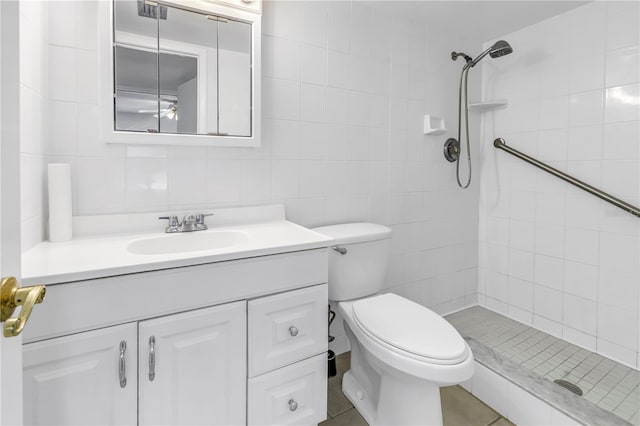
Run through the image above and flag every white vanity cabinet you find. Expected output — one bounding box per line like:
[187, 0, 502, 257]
[23, 301, 247, 426]
[22, 248, 329, 426]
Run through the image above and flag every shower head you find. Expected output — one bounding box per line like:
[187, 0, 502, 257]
[467, 40, 513, 68]
[489, 40, 513, 58]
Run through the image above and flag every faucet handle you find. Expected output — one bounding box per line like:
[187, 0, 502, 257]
[159, 215, 180, 233]
[180, 214, 198, 232]
[182, 214, 197, 223]
[195, 213, 214, 230]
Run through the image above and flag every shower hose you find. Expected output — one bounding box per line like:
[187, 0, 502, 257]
[456, 66, 472, 189]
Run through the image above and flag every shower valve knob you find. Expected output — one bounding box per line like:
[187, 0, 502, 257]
[444, 138, 460, 163]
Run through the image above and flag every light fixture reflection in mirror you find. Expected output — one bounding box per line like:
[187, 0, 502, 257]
[138, 102, 178, 121]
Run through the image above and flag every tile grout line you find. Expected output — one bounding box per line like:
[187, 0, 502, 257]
[487, 417, 509, 426]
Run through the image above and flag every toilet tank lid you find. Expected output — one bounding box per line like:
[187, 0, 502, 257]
[312, 223, 392, 244]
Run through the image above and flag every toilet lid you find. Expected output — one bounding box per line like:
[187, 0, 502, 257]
[352, 294, 468, 363]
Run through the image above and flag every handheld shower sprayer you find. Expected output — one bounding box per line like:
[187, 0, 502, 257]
[447, 40, 513, 189]
[468, 40, 513, 68]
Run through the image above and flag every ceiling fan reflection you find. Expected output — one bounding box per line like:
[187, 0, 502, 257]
[138, 103, 178, 120]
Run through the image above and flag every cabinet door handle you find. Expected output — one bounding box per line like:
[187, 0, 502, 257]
[149, 336, 156, 382]
[288, 326, 299, 337]
[119, 340, 127, 388]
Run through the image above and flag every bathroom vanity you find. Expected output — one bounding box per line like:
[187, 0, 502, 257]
[20, 206, 331, 425]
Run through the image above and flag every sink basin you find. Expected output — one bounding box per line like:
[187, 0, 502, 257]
[127, 231, 249, 255]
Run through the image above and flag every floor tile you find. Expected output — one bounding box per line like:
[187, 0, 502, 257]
[490, 417, 516, 426]
[335, 352, 351, 378]
[327, 374, 354, 418]
[327, 352, 354, 418]
[441, 385, 501, 426]
[320, 408, 367, 426]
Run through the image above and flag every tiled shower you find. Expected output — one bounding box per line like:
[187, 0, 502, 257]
[478, 1, 640, 369]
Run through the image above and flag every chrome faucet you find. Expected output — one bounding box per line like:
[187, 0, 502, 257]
[159, 213, 214, 233]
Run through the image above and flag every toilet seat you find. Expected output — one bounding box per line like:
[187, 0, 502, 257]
[351, 294, 469, 365]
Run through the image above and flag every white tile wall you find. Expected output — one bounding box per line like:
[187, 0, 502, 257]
[21, 0, 482, 355]
[19, 0, 50, 250]
[478, 1, 640, 369]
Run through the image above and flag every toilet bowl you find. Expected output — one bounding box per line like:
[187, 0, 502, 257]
[312, 223, 474, 426]
[338, 294, 474, 425]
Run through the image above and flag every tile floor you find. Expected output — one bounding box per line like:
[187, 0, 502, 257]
[320, 352, 515, 426]
[446, 306, 639, 425]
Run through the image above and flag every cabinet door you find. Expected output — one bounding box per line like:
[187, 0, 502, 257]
[23, 323, 137, 426]
[139, 301, 246, 426]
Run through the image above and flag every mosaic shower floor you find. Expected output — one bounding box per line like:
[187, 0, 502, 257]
[446, 306, 639, 425]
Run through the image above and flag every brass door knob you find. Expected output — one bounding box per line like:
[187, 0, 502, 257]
[0, 276, 46, 337]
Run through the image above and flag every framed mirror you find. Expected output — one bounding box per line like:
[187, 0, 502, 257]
[99, 0, 261, 147]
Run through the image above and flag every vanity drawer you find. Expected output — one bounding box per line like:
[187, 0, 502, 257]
[248, 354, 327, 426]
[248, 284, 327, 377]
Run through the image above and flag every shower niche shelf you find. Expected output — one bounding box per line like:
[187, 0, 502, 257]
[423, 115, 447, 135]
[468, 99, 508, 112]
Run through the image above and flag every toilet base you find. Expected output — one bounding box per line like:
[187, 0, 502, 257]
[342, 371, 376, 424]
[342, 323, 445, 426]
[342, 366, 443, 426]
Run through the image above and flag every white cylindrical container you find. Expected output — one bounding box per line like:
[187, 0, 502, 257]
[48, 163, 72, 242]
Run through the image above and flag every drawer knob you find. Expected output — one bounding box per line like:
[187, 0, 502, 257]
[288, 399, 298, 411]
[288, 326, 299, 337]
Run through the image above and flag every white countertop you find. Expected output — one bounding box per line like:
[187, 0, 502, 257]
[22, 206, 333, 286]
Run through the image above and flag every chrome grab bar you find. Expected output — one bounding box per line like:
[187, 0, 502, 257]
[493, 138, 640, 218]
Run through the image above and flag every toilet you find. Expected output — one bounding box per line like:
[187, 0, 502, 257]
[312, 223, 474, 426]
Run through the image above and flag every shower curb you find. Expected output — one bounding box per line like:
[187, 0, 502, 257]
[466, 338, 633, 426]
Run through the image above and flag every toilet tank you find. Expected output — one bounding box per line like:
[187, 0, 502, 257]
[312, 223, 392, 301]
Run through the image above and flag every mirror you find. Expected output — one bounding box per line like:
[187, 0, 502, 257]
[112, 0, 253, 138]
[219, 18, 252, 136]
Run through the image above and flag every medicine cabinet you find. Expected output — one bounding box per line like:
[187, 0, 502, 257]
[99, 0, 261, 147]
